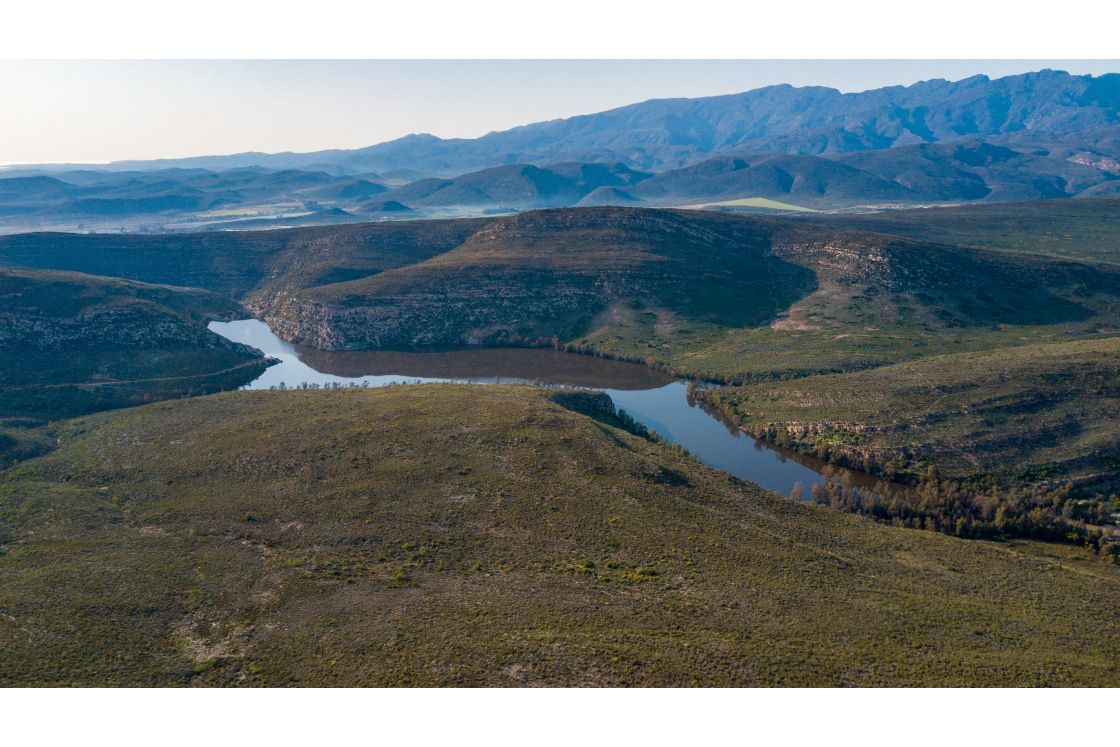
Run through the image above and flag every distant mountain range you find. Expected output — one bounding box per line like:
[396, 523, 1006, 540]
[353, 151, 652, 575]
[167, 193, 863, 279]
[2, 69, 1118, 232]
[40, 68, 1120, 174]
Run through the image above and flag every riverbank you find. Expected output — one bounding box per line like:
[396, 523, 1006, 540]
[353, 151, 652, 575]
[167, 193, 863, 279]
[210, 318, 903, 498]
[693, 342, 1120, 556]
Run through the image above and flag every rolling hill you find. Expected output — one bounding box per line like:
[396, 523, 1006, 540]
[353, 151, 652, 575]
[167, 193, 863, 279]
[378, 162, 650, 209]
[2, 385, 1118, 686]
[594, 144, 1117, 209]
[0, 268, 268, 423]
[367, 143, 1119, 212]
[0, 218, 486, 298]
[806, 195, 1120, 263]
[6, 137, 1114, 232]
[0, 167, 386, 234]
[702, 336, 1120, 486]
[254, 208, 817, 349]
[233, 206, 1120, 386]
[5, 202, 1119, 386]
[618, 153, 918, 206]
[834, 141, 1115, 202]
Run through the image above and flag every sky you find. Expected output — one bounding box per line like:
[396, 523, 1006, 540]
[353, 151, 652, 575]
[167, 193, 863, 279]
[2, 60, 1117, 166]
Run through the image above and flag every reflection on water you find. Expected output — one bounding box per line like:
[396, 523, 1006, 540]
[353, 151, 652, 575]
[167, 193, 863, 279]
[209, 319, 904, 499]
[296, 345, 675, 390]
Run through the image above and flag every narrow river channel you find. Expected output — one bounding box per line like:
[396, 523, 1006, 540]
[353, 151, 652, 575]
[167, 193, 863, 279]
[210, 319, 897, 499]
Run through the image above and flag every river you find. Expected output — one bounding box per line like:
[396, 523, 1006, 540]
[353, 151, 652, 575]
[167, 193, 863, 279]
[209, 319, 898, 499]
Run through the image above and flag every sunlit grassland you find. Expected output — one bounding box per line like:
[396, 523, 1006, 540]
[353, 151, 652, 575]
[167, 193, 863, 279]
[680, 196, 819, 213]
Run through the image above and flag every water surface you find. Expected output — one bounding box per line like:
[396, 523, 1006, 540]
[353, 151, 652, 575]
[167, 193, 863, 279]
[210, 319, 898, 498]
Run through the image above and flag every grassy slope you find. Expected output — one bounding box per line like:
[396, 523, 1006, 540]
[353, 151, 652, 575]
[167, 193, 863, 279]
[702, 337, 1120, 484]
[684, 199, 1120, 490]
[265, 208, 816, 349]
[581, 200, 1120, 379]
[0, 268, 268, 423]
[811, 197, 1120, 264]
[252, 205, 1120, 384]
[6, 203, 1119, 384]
[0, 219, 485, 300]
[576, 215, 1120, 382]
[0, 219, 483, 425]
[0, 418, 56, 471]
[1, 385, 1118, 686]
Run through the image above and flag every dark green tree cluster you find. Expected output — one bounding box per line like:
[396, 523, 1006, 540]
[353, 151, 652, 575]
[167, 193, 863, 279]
[811, 479, 1120, 562]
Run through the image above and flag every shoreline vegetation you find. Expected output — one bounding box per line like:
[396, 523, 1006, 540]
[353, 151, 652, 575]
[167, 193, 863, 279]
[250, 308, 1120, 563]
[178, 329, 1120, 564]
[690, 342, 1120, 560]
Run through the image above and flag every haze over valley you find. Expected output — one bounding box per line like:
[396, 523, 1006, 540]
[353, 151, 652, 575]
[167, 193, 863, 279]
[3, 69, 1119, 233]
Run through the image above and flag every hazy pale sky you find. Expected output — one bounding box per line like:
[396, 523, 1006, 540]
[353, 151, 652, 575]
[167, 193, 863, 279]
[2, 60, 1117, 165]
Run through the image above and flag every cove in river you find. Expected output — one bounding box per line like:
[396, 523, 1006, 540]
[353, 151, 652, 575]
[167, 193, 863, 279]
[210, 319, 901, 499]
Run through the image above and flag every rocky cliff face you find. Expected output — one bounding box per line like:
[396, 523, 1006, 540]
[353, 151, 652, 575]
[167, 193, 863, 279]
[253, 274, 606, 350]
[767, 227, 1107, 328]
[246, 208, 815, 351]
[1, 303, 234, 350]
[239, 204, 1113, 362]
[0, 269, 267, 414]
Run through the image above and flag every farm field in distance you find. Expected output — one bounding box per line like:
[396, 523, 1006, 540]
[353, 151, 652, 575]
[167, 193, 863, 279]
[681, 196, 819, 213]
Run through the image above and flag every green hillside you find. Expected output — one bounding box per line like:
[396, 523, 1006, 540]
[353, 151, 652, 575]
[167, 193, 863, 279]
[7, 204, 1120, 387]
[0, 268, 268, 424]
[812, 196, 1120, 264]
[697, 337, 1120, 547]
[571, 210, 1120, 382]
[0, 219, 485, 299]
[232, 205, 1120, 385]
[702, 336, 1120, 485]
[259, 208, 816, 349]
[2, 385, 1118, 686]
